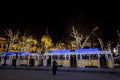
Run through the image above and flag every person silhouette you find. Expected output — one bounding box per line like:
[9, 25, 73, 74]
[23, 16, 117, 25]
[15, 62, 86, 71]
[52, 60, 57, 75]
[12, 56, 16, 68]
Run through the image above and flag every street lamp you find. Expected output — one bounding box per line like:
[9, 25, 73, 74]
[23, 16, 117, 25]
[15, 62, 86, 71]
[90, 31, 93, 48]
[89, 26, 99, 48]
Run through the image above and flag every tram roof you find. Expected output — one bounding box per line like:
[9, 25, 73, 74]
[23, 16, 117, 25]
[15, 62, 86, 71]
[75, 48, 99, 52]
[20, 52, 31, 55]
[18, 52, 41, 55]
[44, 48, 112, 55]
[0, 51, 41, 56]
[1, 52, 15, 55]
[51, 49, 70, 53]
[28, 53, 41, 55]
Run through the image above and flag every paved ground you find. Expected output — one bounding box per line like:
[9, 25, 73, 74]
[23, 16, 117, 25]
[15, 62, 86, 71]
[0, 69, 120, 80]
[0, 65, 120, 73]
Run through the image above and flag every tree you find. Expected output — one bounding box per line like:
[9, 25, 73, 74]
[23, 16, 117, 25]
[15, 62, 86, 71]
[106, 41, 113, 50]
[115, 30, 120, 53]
[5, 29, 41, 53]
[70, 26, 90, 48]
[117, 30, 120, 45]
[98, 38, 104, 50]
[18, 35, 37, 52]
[5, 29, 19, 52]
[98, 38, 113, 50]
[55, 42, 67, 49]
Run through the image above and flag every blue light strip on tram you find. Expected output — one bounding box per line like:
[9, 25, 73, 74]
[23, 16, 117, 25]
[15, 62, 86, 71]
[51, 49, 70, 53]
[75, 48, 99, 53]
[51, 48, 99, 54]
[1, 52, 15, 55]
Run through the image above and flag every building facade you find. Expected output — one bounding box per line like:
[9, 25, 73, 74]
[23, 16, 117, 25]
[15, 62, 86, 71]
[0, 34, 8, 54]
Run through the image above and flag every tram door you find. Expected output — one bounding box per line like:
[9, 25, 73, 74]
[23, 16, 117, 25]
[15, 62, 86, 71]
[99, 54, 107, 68]
[47, 56, 51, 66]
[70, 55, 77, 67]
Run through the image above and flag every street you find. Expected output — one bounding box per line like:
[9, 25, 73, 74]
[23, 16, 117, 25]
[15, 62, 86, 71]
[0, 69, 120, 80]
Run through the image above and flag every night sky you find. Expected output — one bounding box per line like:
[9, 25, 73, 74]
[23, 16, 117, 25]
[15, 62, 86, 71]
[0, 1, 120, 44]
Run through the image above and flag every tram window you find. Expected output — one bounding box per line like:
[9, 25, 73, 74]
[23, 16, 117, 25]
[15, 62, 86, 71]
[52, 55, 58, 59]
[30, 55, 32, 59]
[40, 56, 43, 60]
[25, 55, 28, 60]
[40, 55, 42, 60]
[2, 56, 4, 59]
[82, 54, 89, 59]
[47, 56, 51, 60]
[77, 54, 80, 59]
[20, 56, 23, 60]
[38, 56, 40, 60]
[90, 54, 98, 59]
[13, 56, 16, 59]
[59, 55, 65, 60]
[32, 55, 34, 59]
[108, 54, 112, 59]
[17, 56, 19, 59]
[7, 56, 9, 60]
[34, 55, 36, 59]
[35, 55, 38, 60]
[44, 55, 46, 59]
[10, 56, 13, 60]
[66, 55, 69, 60]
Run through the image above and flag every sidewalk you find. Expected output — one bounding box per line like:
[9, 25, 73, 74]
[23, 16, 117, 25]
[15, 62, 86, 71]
[0, 65, 120, 73]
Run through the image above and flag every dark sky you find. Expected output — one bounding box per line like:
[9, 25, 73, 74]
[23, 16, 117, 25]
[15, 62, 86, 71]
[0, 1, 120, 43]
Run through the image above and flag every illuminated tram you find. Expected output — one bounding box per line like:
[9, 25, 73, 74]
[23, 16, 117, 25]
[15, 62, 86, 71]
[0, 52, 14, 65]
[43, 48, 114, 68]
[0, 52, 42, 66]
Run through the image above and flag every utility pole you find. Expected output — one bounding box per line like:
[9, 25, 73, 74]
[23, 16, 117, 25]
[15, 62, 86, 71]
[88, 26, 93, 48]
[90, 30, 93, 48]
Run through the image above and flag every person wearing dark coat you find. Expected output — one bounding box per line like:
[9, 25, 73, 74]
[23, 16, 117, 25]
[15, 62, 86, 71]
[12, 57, 16, 68]
[52, 60, 57, 75]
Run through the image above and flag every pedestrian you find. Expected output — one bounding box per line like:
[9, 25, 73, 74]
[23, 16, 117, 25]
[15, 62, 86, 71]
[52, 60, 57, 75]
[12, 56, 16, 68]
[4, 55, 7, 66]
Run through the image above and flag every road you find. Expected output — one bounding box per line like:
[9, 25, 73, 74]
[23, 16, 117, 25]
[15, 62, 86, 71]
[0, 69, 120, 80]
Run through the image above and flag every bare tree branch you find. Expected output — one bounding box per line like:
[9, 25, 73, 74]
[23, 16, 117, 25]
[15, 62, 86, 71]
[98, 38, 104, 50]
[81, 36, 90, 48]
[5, 29, 19, 51]
[106, 41, 113, 50]
[70, 26, 90, 48]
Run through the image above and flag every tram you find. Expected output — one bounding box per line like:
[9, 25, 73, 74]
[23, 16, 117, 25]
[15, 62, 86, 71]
[0, 51, 42, 66]
[0, 52, 14, 65]
[43, 48, 114, 68]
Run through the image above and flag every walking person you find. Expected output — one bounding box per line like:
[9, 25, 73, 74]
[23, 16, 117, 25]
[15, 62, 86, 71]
[12, 56, 16, 68]
[52, 60, 57, 75]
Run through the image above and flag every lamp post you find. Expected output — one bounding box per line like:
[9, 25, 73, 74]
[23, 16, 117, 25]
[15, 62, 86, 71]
[88, 26, 93, 48]
[88, 26, 99, 48]
[90, 31, 93, 48]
